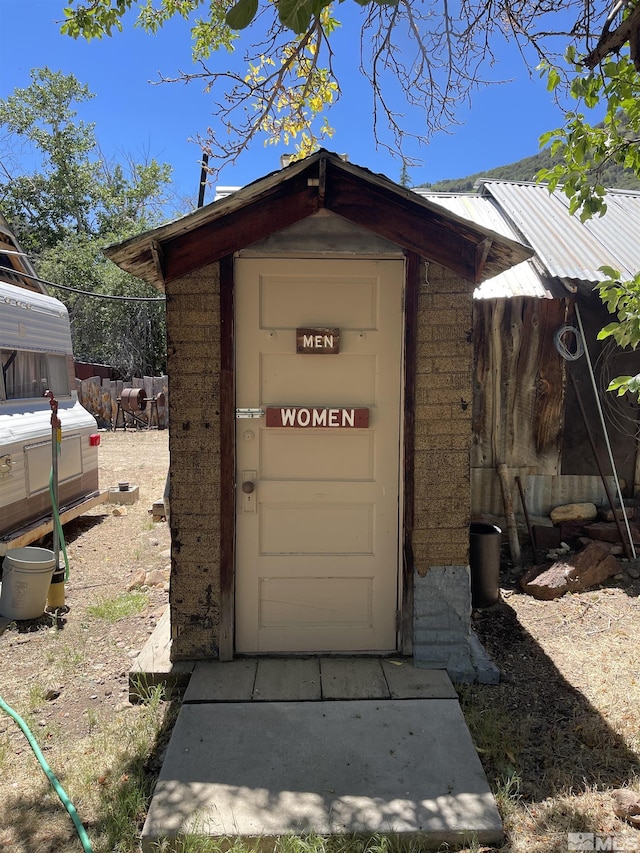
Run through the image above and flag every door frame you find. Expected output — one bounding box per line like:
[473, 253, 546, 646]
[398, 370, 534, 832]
[217, 251, 419, 661]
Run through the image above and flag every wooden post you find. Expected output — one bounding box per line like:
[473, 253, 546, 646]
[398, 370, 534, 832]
[497, 463, 521, 566]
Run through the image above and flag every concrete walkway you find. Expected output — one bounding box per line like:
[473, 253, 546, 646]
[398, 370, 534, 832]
[141, 658, 503, 851]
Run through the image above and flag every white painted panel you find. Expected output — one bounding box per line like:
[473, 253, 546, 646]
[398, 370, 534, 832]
[261, 431, 374, 481]
[260, 353, 376, 407]
[0, 281, 72, 355]
[259, 577, 373, 627]
[260, 275, 378, 329]
[25, 435, 83, 495]
[260, 503, 374, 554]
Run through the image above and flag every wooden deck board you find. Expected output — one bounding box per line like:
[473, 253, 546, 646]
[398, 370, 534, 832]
[381, 659, 458, 698]
[129, 608, 193, 701]
[253, 658, 321, 701]
[184, 660, 258, 702]
[130, 609, 460, 702]
[320, 657, 389, 699]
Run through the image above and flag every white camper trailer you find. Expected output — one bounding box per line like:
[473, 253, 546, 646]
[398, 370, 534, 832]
[0, 274, 107, 555]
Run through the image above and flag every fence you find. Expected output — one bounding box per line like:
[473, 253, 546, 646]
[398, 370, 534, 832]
[75, 375, 168, 430]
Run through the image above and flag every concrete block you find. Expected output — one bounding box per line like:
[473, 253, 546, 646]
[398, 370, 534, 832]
[108, 484, 140, 505]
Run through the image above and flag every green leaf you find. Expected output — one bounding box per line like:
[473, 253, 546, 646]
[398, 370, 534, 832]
[225, 0, 259, 30]
[599, 265, 621, 280]
[607, 375, 633, 391]
[276, 0, 333, 33]
[597, 322, 621, 340]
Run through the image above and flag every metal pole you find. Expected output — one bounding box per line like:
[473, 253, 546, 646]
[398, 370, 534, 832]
[574, 304, 636, 559]
[569, 373, 634, 560]
[46, 391, 65, 608]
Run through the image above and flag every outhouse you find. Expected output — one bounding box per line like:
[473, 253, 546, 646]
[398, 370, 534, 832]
[105, 151, 531, 679]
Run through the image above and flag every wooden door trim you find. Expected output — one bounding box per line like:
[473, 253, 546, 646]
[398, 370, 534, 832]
[219, 253, 235, 661]
[400, 252, 419, 655]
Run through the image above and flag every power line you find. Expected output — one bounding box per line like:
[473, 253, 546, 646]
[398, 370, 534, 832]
[1, 268, 165, 302]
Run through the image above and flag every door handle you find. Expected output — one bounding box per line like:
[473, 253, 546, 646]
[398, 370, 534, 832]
[241, 470, 257, 513]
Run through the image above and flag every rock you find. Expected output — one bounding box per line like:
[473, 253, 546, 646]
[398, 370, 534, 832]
[112, 506, 128, 517]
[44, 689, 61, 701]
[557, 520, 591, 545]
[520, 542, 621, 600]
[145, 569, 169, 587]
[160, 548, 171, 560]
[127, 570, 146, 591]
[584, 520, 640, 546]
[578, 537, 624, 556]
[611, 788, 640, 827]
[583, 521, 627, 543]
[550, 502, 598, 523]
[599, 503, 637, 522]
[626, 565, 640, 579]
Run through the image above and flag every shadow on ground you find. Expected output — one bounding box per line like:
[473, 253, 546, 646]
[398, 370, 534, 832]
[1, 694, 181, 853]
[465, 592, 640, 851]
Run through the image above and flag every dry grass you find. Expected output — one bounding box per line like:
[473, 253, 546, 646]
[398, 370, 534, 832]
[465, 579, 640, 852]
[1, 430, 639, 852]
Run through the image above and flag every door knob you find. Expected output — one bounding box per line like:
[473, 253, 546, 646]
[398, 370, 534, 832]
[242, 481, 255, 494]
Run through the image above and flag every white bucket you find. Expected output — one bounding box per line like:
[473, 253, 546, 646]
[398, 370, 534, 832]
[0, 547, 56, 620]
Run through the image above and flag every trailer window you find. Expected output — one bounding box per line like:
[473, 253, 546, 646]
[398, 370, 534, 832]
[1, 349, 70, 400]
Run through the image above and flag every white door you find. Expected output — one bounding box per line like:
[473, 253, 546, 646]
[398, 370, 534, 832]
[235, 258, 404, 653]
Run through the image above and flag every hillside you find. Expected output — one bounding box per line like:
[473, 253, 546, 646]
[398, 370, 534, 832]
[420, 146, 640, 193]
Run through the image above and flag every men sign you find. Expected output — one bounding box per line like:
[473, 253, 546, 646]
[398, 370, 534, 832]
[296, 327, 340, 354]
[266, 406, 369, 428]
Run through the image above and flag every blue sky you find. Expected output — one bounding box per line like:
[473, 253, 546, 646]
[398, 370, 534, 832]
[1, 1, 584, 209]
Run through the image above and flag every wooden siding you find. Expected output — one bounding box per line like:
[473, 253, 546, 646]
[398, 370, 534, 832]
[472, 296, 568, 474]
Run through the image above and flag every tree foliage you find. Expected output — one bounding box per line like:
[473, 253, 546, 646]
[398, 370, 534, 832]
[41, 2, 640, 395]
[60, 0, 638, 175]
[0, 68, 172, 378]
[536, 37, 640, 400]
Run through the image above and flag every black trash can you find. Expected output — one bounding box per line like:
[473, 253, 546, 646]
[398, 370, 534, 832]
[469, 522, 502, 608]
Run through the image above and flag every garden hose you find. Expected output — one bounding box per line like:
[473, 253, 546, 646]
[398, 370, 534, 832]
[0, 694, 94, 853]
[49, 466, 70, 582]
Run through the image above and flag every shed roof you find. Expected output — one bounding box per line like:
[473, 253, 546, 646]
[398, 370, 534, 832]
[412, 190, 562, 300]
[477, 181, 640, 288]
[103, 150, 532, 290]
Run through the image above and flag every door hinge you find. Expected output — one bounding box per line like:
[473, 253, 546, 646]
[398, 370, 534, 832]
[235, 408, 265, 419]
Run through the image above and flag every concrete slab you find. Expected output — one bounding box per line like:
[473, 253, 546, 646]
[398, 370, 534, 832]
[141, 699, 503, 851]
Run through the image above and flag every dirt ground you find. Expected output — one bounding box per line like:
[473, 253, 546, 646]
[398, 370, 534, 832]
[0, 429, 171, 853]
[0, 428, 639, 852]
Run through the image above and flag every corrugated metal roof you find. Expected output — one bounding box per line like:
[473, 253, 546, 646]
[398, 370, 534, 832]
[413, 190, 562, 299]
[479, 181, 640, 284]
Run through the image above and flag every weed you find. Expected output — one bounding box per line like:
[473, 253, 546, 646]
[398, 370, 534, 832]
[152, 834, 487, 853]
[86, 707, 99, 733]
[0, 733, 9, 770]
[28, 683, 47, 709]
[87, 590, 148, 622]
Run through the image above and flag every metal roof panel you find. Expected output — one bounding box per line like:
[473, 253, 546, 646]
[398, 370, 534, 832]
[479, 182, 640, 282]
